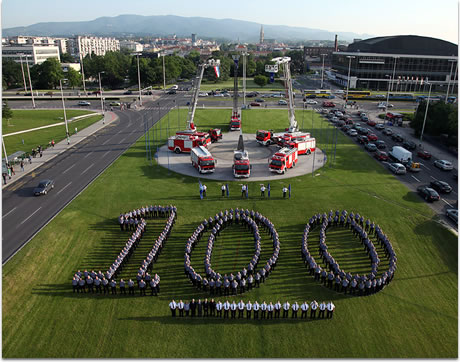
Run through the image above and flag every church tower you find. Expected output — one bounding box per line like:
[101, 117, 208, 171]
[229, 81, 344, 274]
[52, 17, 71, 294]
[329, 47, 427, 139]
[260, 25, 264, 44]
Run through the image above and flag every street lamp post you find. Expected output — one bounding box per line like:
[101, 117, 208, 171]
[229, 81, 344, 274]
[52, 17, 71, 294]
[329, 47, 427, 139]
[345, 56, 355, 107]
[320, 54, 327, 89]
[59, 79, 69, 137]
[446, 60, 457, 103]
[242, 51, 248, 106]
[389, 57, 398, 92]
[162, 53, 166, 94]
[420, 82, 433, 144]
[19, 54, 28, 93]
[25, 56, 35, 109]
[136, 53, 142, 107]
[79, 53, 87, 96]
[98, 71, 105, 120]
[385, 74, 391, 113]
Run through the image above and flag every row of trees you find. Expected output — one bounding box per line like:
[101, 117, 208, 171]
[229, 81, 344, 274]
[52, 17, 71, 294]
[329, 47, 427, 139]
[2, 49, 306, 90]
[410, 100, 458, 147]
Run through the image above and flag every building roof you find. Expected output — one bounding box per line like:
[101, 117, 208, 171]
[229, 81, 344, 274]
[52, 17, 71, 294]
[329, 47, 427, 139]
[347, 35, 457, 56]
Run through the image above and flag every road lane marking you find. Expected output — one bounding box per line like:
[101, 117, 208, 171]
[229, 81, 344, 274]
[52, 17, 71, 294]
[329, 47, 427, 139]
[421, 164, 431, 171]
[83, 151, 93, 159]
[62, 164, 75, 174]
[442, 199, 454, 207]
[56, 181, 72, 195]
[102, 138, 111, 145]
[3, 207, 17, 219]
[19, 207, 42, 226]
[119, 137, 126, 143]
[102, 150, 111, 158]
[430, 175, 437, 180]
[82, 163, 94, 175]
[411, 175, 421, 182]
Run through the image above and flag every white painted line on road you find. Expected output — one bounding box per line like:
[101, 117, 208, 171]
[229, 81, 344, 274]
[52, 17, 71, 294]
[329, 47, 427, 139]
[411, 175, 421, 182]
[442, 199, 454, 207]
[19, 207, 42, 226]
[102, 150, 111, 158]
[421, 164, 431, 171]
[3, 206, 17, 219]
[62, 164, 75, 174]
[82, 163, 94, 175]
[56, 181, 72, 195]
[83, 151, 93, 159]
[102, 138, 111, 145]
[430, 175, 437, 180]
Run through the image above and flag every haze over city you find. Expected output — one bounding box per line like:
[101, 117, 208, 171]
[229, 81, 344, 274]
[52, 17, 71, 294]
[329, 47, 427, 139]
[2, 0, 458, 43]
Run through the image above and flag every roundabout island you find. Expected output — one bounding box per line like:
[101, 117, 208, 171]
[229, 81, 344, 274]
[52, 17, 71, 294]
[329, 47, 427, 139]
[156, 130, 326, 181]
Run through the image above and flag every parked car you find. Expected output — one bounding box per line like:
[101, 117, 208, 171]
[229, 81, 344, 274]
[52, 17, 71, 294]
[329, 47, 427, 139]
[341, 125, 352, 132]
[391, 133, 404, 142]
[417, 150, 432, 160]
[446, 209, 458, 224]
[255, 98, 265, 103]
[347, 129, 358, 137]
[417, 186, 440, 202]
[305, 99, 318, 105]
[434, 159, 454, 171]
[34, 179, 55, 196]
[375, 140, 386, 149]
[430, 180, 452, 193]
[78, 101, 91, 106]
[375, 124, 385, 130]
[278, 99, 288, 105]
[123, 90, 133, 95]
[367, 120, 376, 126]
[388, 163, 407, 175]
[357, 135, 369, 144]
[250, 102, 261, 107]
[358, 127, 370, 135]
[367, 133, 378, 141]
[383, 128, 393, 136]
[374, 150, 389, 161]
[198, 92, 208, 97]
[110, 101, 121, 106]
[402, 140, 417, 150]
[365, 143, 377, 152]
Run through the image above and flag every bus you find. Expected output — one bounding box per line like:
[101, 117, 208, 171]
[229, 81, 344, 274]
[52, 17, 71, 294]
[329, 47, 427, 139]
[304, 89, 332, 98]
[388, 93, 415, 101]
[345, 90, 371, 99]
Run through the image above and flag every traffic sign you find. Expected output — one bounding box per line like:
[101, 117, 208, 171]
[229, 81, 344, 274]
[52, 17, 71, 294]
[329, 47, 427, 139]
[265, 64, 278, 73]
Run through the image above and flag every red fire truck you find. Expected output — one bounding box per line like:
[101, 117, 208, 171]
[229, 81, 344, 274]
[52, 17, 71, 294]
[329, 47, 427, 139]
[168, 135, 208, 153]
[256, 130, 274, 145]
[191, 146, 216, 173]
[268, 147, 299, 174]
[208, 128, 223, 142]
[285, 137, 316, 155]
[230, 110, 241, 131]
[176, 130, 211, 146]
[233, 149, 250, 178]
[256, 130, 310, 146]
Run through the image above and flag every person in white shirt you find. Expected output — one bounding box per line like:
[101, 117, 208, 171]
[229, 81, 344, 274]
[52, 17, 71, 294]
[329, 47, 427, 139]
[291, 301, 299, 318]
[260, 184, 266, 197]
[238, 300, 245, 318]
[282, 186, 288, 198]
[177, 300, 185, 317]
[241, 184, 247, 198]
[260, 301, 267, 319]
[267, 302, 274, 319]
[274, 301, 281, 318]
[300, 301, 309, 319]
[326, 301, 335, 319]
[253, 301, 260, 319]
[319, 301, 327, 318]
[221, 184, 226, 197]
[223, 300, 230, 319]
[282, 301, 290, 318]
[169, 300, 177, 317]
[246, 301, 253, 319]
[230, 301, 237, 319]
[202, 184, 207, 197]
[216, 300, 223, 318]
[310, 300, 319, 318]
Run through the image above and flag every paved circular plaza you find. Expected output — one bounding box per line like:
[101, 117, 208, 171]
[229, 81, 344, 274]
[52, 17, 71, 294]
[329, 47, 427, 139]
[156, 131, 326, 181]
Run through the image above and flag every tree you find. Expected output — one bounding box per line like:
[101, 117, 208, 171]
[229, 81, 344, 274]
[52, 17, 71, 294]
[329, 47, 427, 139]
[186, 51, 201, 66]
[60, 52, 75, 63]
[31, 58, 64, 89]
[254, 75, 268, 87]
[2, 59, 23, 89]
[66, 67, 81, 89]
[2, 100, 13, 126]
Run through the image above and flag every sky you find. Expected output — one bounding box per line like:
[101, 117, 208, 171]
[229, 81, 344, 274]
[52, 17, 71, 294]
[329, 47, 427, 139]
[1, 0, 459, 43]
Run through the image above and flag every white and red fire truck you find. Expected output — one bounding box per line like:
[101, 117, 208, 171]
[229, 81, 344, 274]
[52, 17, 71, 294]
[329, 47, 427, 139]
[233, 150, 250, 178]
[268, 147, 298, 174]
[176, 129, 211, 146]
[230, 110, 241, 131]
[191, 146, 217, 173]
[168, 135, 208, 153]
[284, 137, 316, 155]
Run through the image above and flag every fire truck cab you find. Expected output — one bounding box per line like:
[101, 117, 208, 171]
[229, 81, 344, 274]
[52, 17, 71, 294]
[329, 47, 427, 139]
[233, 149, 251, 178]
[230, 110, 241, 131]
[191, 146, 216, 173]
[168, 135, 208, 153]
[208, 128, 222, 143]
[256, 130, 274, 146]
[269, 147, 298, 174]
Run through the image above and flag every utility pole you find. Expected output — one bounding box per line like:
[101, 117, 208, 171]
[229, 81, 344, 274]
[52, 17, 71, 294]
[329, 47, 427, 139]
[98, 71, 105, 117]
[25, 56, 35, 109]
[79, 53, 87, 96]
[19, 54, 28, 93]
[420, 82, 433, 143]
[320, 54, 327, 89]
[59, 79, 69, 137]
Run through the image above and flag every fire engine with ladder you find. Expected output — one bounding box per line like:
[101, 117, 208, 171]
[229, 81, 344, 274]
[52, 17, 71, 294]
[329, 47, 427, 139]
[169, 59, 221, 153]
[233, 133, 251, 178]
[230, 55, 242, 131]
[256, 57, 314, 147]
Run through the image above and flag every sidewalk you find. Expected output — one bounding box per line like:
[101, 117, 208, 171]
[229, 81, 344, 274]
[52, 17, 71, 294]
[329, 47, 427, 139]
[2, 111, 118, 189]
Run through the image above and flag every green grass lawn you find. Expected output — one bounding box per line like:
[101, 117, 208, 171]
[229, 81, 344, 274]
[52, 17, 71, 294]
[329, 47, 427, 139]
[3, 111, 103, 156]
[200, 78, 284, 92]
[2, 108, 457, 358]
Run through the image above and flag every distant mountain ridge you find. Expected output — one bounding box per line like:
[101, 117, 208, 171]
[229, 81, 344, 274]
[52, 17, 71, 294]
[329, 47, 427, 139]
[2, 14, 373, 42]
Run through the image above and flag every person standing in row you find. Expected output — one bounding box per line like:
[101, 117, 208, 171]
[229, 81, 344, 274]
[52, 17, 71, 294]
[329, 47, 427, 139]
[223, 300, 230, 318]
[169, 300, 177, 317]
[246, 300, 252, 319]
[177, 300, 184, 317]
[274, 301, 281, 318]
[282, 301, 290, 318]
[291, 301, 299, 318]
[231, 301, 237, 318]
[326, 301, 335, 318]
[300, 301, 309, 319]
[253, 301, 260, 319]
[310, 300, 318, 318]
[238, 300, 245, 318]
[318, 301, 326, 318]
[216, 300, 223, 317]
[260, 301, 267, 319]
[267, 302, 274, 319]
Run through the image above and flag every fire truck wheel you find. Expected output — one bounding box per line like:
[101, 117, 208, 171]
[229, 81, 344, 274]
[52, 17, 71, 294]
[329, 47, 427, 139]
[174, 148, 181, 154]
[307, 149, 311, 155]
[293, 162, 296, 167]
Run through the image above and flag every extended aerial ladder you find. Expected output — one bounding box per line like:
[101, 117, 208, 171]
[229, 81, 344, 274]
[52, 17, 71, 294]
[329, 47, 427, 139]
[183, 59, 220, 133]
[230, 55, 242, 130]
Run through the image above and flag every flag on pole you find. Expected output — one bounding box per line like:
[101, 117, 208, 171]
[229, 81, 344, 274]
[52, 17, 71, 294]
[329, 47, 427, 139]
[226, 183, 229, 197]
[268, 183, 271, 198]
[214, 66, 220, 78]
[288, 184, 291, 199]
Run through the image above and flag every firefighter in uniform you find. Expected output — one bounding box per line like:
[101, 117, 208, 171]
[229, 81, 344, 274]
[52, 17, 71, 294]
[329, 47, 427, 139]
[260, 184, 266, 197]
[282, 186, 288, 198]
[221, 184, 226, 197]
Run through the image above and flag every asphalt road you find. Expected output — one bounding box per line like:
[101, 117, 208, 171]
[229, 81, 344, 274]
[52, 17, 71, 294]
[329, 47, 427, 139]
[2, 93, 183, 264]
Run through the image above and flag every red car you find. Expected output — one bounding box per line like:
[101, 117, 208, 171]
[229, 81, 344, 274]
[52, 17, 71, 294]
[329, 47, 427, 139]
[367, 120, 376, 126]
[374, 150, 389, 161]
[250, 102, 261, 107]
[367, 133, 378, 141]
[322, 101, 335, 107]
[417, 150, 432, 160]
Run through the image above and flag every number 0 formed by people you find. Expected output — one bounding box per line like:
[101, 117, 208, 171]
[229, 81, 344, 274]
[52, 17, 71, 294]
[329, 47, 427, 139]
[71, 206, 396, 297]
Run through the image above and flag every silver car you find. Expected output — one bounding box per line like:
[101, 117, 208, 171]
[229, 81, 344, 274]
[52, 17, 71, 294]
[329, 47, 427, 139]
[388, 163, 407, 175]
[446, 209, 458, 224]
[434, 160, 454, 171]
